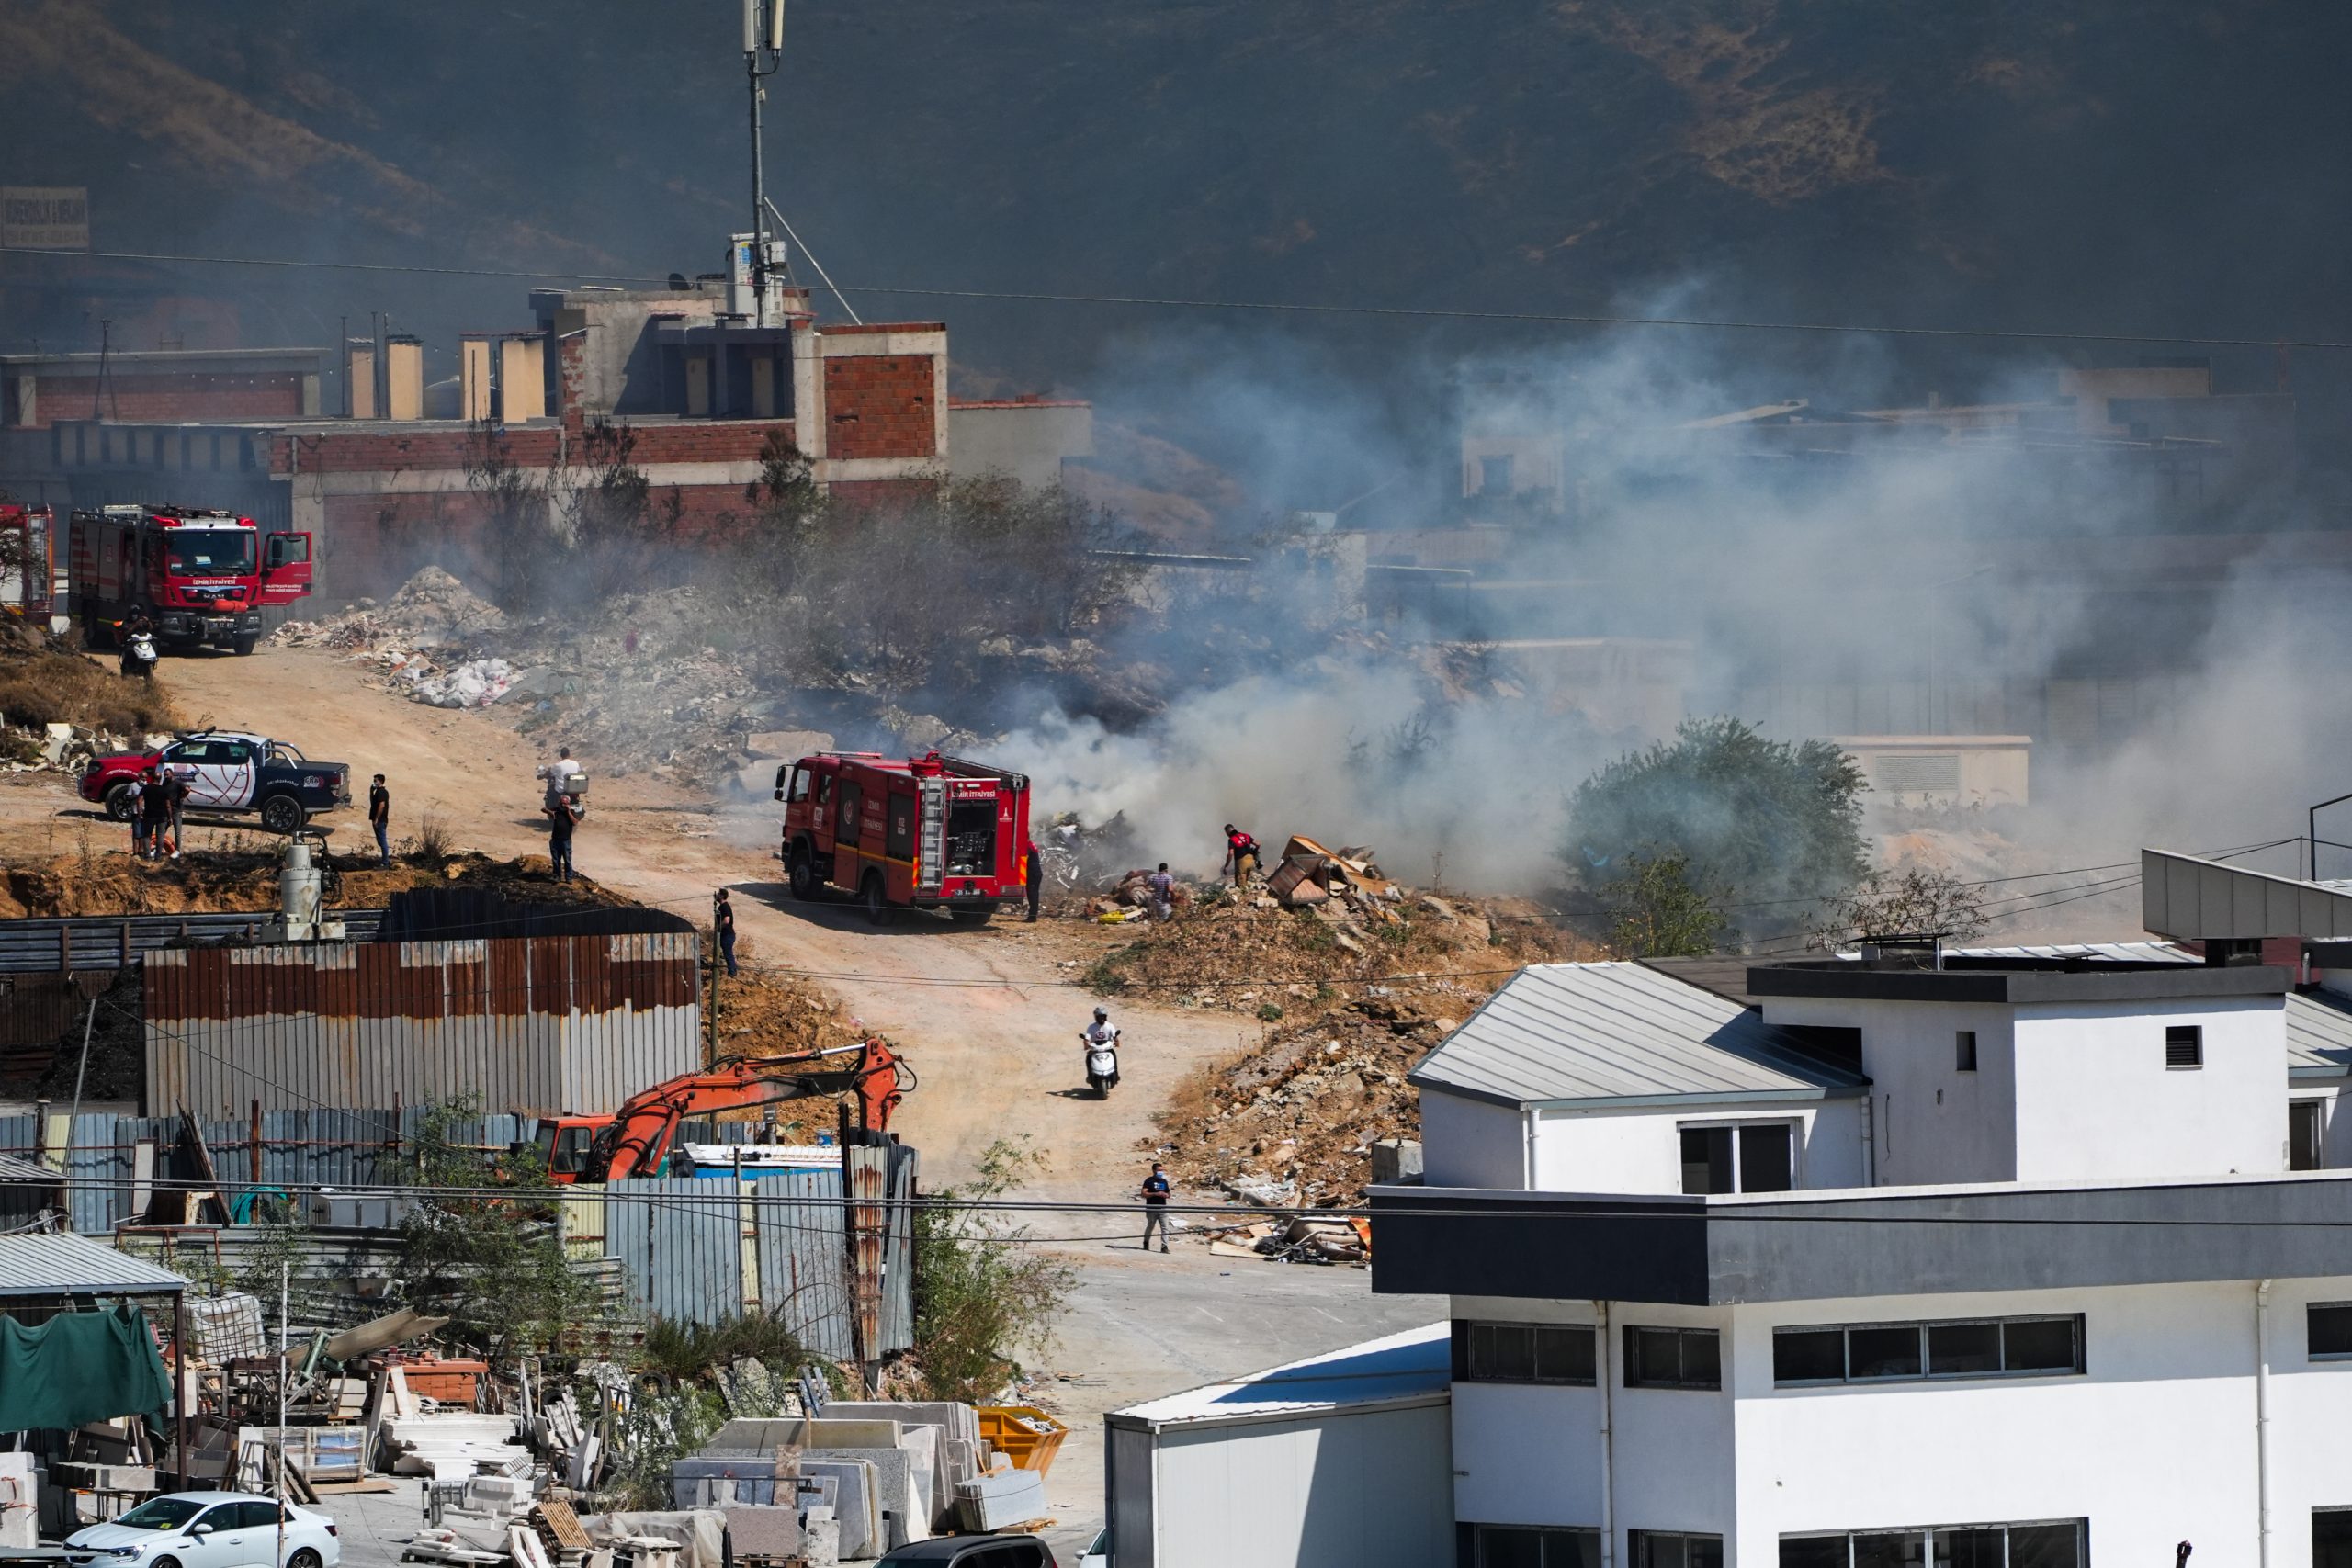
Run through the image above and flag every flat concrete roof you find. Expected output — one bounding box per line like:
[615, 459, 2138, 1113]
[1747, 961, 2289, 1005]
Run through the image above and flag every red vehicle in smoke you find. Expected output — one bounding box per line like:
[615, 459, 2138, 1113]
[69, 503, 312, 655]
[775, 750, 1032, 923]
[0, 502, 64, 623]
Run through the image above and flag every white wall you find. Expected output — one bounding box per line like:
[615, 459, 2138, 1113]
[1760, 997, 2018, 1186]
[2255, 1274, 2352, 1568]
[1528, 1100, 1864, 1194]
[1145, 1404, 1453, 1568]
[2012, 997, 2284, 1180]
[1421, 1090, 1527, 1189]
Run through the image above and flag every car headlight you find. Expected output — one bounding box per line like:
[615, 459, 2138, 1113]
[107, 1545, 147, 1557]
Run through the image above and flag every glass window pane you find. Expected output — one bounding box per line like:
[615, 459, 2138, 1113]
[1630, 1327, 1679, 1385]
[1936, 1529, 2005, 1568]
[1688, 1537, 1724, 1568]
[2314, 1513, 2352, 1568]
[2003, 1317, 2081, 1372]
[1682, 1127, 1733, 1195]
[1740, 1124, 1793, 1192]
[1546, 1530, 1604, 1568]
[1852, 1534, 1927, 1568]
[1681, 1330, 1721, 1388]
[1474, 1324, 1538, 1381]
[1774, 1328, 1846, 1382]
[2292, 1102, 2326, 1170]
[2312, 1306, 2352, 1359]
[1928, 1321, 2002, 1375]
[1536, 1325, 1596, 1383]
[1781, 1540, 1848, 1568]
[1480, 1528, 1545, 1568]
[2008, 1524, 2082, 1568]
[1636, 1535, 1688, 1568]
[1847, 1325, 1923, 1379]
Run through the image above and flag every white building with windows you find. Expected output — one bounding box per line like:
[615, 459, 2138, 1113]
[1373, 850, 2352, 1568]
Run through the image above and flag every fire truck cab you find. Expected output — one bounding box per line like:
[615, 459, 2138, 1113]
[68, 503, 312, 654]
[776, 750, 1031, 923]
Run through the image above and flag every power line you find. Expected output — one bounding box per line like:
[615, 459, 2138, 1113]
[8, 245, 2352, 352]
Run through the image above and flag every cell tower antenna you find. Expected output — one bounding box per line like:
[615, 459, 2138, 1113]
[743, 1, 788, 321]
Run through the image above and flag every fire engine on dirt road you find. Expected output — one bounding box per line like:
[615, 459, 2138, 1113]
[775, 750, 1032, 923]
[70, 503, 312, 654]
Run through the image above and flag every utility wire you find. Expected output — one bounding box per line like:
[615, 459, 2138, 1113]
[7, 245, 2352, 352]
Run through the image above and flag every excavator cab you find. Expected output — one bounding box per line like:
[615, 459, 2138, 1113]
[530, 1117, 606, 1185]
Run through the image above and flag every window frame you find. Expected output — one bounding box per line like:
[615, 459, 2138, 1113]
[1460, 1320, 1599, 1386]
[1779, 1519, 2086, 1568]
[2291, 1100, 2327, 1171]
[1955, 1030, 1978, 1072]
[1471, 1523, 1602, 1568]
[2307, 1303, 2352, 1361]
[2313, 1506, 2352, 1568]
[1623, 1325, 1722, 1391]
[2165, 1023, 2204, 1069]
[1678, 1119, 1799, 1196]
[1771, 1314, 2086, 1386]
[1631, 1529, 1724, 1568]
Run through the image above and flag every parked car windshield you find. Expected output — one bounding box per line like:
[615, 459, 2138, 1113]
[114, 1497, 209, 1530]
[164, 530, 255, 575]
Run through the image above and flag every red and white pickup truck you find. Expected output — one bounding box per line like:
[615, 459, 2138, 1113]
[79, 729, 352, 834]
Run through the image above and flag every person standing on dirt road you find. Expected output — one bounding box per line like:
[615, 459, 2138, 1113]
[139, 767, 173, 863]
[1146, 863, 1176, 921]
[1140, 1162, 1172, 1252]
[1022, 837, 1042, 922]
[368, 774, 391, 867]
[161, 766, 188, 861]
[546, 790, 580, 883]
[715, 888, 738, 977]
[124, 772, 148, 860]
[1222, 824, 1261, 888]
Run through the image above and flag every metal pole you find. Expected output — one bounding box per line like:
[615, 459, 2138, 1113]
[748, 49, 766, 316]
[277, 1258, 288, 1562]
[172, 1292, 187, 1490]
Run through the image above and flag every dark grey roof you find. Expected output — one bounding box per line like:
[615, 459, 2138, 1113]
[0, 1233, 188, 1296]
[2143, 848, 2352, 942]
[1635, 955, 1760, 1008]
[1410, 962, 1867, 1110]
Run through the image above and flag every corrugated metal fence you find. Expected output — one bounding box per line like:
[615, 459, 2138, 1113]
[5, 1109, 915, 1354]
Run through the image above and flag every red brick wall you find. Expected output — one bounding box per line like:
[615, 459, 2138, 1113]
[823, 355, 937, 459]
[28, 373, 302, 429]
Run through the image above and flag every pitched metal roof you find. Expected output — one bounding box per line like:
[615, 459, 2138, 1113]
[0, 1232, 189, 1297]
[0, 1156, 59, 1184]
[2290, 990, 2352, 1078]
[1410, 961, 1868, 1110]
[1107, 1322, 1450, 1431]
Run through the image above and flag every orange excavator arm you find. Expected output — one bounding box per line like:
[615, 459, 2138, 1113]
[588, 1037, 911, 1182]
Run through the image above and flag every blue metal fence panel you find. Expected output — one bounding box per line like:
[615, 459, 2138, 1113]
[751, 1169, 855, 1359]
[629, 1177, 744, 1325]
[880, 1145, 918, 1356]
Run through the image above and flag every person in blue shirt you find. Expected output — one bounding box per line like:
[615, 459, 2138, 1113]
[1140, 1162, 1171, 1252]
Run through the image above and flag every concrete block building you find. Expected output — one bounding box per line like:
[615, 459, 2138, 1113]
[1375, 850, 2352, 1568]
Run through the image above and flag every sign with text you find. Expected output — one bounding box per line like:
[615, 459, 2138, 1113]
[1, 187, 90, 250]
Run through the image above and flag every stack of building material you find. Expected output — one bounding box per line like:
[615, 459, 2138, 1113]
[954, 1468, 1050, 1533]
[1263, 836, 1403, 914]
[382, 1411, 528, 1481]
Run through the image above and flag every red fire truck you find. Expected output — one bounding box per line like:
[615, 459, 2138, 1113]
[0, 502, 64, 624]
[775, 750, 1032, 923]
[69, 503, 312, 655]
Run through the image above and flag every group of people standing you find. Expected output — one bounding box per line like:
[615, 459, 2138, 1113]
[121, 766, 186, 862]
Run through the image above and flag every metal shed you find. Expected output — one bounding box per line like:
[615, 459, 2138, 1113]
[1103, 1323, 1453, 1568]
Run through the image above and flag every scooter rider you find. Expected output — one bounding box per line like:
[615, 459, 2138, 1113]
[1081, 1007, 1122, 1095]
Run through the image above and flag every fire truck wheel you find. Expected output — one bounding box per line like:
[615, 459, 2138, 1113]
[788, 848, 820, 901]
[232, 635, 258, 656]
[862, 872, 888, 925]
[950, 905, 998, 926]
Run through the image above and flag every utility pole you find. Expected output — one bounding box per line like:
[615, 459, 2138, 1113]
[744, 0, 786, 322]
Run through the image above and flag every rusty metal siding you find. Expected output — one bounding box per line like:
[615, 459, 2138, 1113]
[142, 934, 698, 1119]
[752, 1170, 859, 1359]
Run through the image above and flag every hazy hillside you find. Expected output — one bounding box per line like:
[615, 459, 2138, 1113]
[6, 0, 2349, 421]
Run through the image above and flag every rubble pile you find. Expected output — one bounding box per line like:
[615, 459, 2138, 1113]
[0, 616, 181, 753]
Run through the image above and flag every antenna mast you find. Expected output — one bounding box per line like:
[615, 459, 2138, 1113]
[744, 0, 787, 323]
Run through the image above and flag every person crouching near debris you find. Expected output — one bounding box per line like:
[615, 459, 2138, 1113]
[546, 788, 581, 883]
[1222, 824, 1260, 888]
[1140, 1161, 1172, 1253]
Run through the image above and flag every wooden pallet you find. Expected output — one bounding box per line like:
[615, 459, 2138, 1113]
[537, 1497, 594, 1552]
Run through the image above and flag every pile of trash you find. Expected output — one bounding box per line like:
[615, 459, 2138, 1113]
[0, 719, 168, 775]
[1262, 835, 1403, 915]
[273, 569, 533, 712]
[401, 656, 517, 709]
[1085, 865, 1200, 922]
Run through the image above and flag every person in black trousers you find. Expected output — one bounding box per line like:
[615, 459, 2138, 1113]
[1023, 836, 1043, 922]
[715, 888, 738, 976]
[1140, 1162, 1171, 1252]
[546, 792, 579, 883]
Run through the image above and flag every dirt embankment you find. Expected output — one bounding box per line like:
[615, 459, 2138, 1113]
[0, 618, 180, 750]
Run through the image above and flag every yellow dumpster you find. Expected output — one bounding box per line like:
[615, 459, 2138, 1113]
[978, 1405, 1069, 1476]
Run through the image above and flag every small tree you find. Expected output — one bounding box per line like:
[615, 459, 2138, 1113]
[1812, 865, 1989, 950]
[395, 1098, 594, 1357]
[465, 421, 553, 613]
[1566, 716, 1869, 937]
[552, 418, 682, 602]
[910, 1139, 1074, 1403]
[1603, 850, 1727, 957]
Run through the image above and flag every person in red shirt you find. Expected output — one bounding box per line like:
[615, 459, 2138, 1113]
[1221, 824, 1260, 888]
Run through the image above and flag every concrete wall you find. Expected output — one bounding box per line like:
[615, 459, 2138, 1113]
[947, 400, 1092, 490]
[1526, 1100, 1864, 1195]
[2012, 996, 2285, 1180]
[1419, 1090, 1525, 1190]
[1761, 996, 2021, 1187]
[1139, 1404, 1453, 1568]
[1832, 735, 2030, 807]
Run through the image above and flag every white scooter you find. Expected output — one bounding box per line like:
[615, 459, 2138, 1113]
[120, 629, 158, 682]
[1082, 1017, 1122, 1098]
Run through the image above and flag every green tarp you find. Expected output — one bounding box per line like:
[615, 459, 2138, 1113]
[0, 1304, 173, 1437]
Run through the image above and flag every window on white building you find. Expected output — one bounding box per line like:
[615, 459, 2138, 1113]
[1955, 1031, 1978, 1071]
[1781, 1521, 2084, 1568]
[1771, 1315, 2085, 1384]
[1463, 1322, 1597, 1384]
[2313, 1509, 2352, 1568]
[2308, 1303, 2352, 1359]
[1679, 1122, 1793, 1195]
[1623, 1325, 1721, 1390]
[2165, 1024, 2203, 1068]
[1473, 1525, 1600, 1568]
[1479, 454, 1516, 495]
[2292, 1100, 2327, 1171]
[1632, 1531, 1723, 1568]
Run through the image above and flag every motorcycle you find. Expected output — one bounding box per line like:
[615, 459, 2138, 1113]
[119, 629, 158, 682]
[1083, 1032, 1121, 1098]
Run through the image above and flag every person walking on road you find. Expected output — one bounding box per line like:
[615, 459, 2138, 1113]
[715, 888, 738, 977]
[368, 773, 391, 867]
[1022, 836, 1042, 923]
[546, 789, 580, 883]
[1222, 824, 1261, 888]
[1140, 1162, 1172, 1252]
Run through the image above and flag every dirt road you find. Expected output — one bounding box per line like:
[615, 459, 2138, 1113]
[0, 644, 1260, 1197]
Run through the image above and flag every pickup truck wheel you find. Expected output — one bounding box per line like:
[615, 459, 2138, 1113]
[259, 794, 307, 834]
[103, 782, 137, 821]
[232, 635, 258, 657]
[787, 848, 820, 901]
[862, 872, 888, 925]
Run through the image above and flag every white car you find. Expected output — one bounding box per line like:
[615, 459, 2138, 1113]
[66, 1491, 340, 1568]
